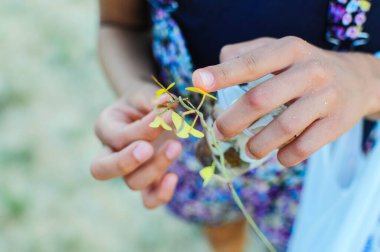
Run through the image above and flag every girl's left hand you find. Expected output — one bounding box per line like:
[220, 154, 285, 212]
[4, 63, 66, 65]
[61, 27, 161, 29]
[192, 36, 380, 167]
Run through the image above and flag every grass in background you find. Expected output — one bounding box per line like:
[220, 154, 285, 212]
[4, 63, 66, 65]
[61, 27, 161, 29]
[0, 1, 209, 251]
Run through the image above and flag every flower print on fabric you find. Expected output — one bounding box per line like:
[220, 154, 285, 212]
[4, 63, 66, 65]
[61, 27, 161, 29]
[149, 0, 377, 251]
[327, 0, 372, 47]
[150, 0, 204, 106]
[149, 0, 305, 251]
[326, 0, 377, 154]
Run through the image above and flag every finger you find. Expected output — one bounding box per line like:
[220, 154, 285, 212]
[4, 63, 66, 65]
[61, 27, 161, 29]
[246, 91, 333, 159]
[97, 110, 171, 151]
[277, 116, 342, 167]
[152, 93, 173, 106]
[134, 92, 173, 114]
[220, 37, 276, 62]
[141, 173, 178, 209]
[90, 140, 154, 180]
[123, 140, 182, 190]
[95, 104, 142, 147]
[193, 36, 311, 92]
[214, 64, 318, 140]
[128, 84, 161, 113]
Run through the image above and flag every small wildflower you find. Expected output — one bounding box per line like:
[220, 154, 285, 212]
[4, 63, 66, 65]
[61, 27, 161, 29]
[152, 76, 175, 99]
[149, 116, 172, 131]
[199, 162, 216, 186]
[171, 111, 204, 138]
[186, 87, 217, 100]
[149, 77, 274, 251]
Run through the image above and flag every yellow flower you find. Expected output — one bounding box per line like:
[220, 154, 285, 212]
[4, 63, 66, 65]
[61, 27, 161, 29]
[155, 83, 175, 99]
[185, 87, 217, 100]
[152, 76, 175, 99]
[199, 163, 215, 186]
[171, 111, 204, 138]
[149, 116, 172, 131]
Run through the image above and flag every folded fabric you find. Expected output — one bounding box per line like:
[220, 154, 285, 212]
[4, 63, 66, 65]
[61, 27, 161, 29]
[288, 52, 380, 252]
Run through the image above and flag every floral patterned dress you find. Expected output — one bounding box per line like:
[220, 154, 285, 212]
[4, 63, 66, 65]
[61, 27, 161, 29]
[148, 0, 378, 251]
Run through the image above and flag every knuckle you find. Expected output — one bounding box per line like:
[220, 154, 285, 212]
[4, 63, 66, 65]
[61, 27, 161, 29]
[243, 52, 258, 72]
[94, 109, 126, 150]
[258, 37, 275, 44]
[284, 36, 309, 56]
[307, 59, 328, 83]
[215, 65, 229, 83]
[246, 89, 267, 110]
[109, 138, 125, 151]
[276, 116, 294, 136]
[219, 44, 235, 62]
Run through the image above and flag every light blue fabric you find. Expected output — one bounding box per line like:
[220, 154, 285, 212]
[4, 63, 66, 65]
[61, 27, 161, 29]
[288, 52, 380, 252]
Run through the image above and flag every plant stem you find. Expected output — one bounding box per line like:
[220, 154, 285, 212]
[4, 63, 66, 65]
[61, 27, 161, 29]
[178, 95, 276, 252]
[197, 95, 206, 111]
[203, 118, 277, 252]
[191, 115, 199, 129]
[228, 184, 277, 252]
[181, 110, 196, 116]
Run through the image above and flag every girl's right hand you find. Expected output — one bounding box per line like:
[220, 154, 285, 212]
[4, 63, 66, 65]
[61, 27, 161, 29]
[90, 84, 182, 209]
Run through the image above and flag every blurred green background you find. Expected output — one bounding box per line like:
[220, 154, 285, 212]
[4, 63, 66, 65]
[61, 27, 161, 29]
[0, 0, 211, 251]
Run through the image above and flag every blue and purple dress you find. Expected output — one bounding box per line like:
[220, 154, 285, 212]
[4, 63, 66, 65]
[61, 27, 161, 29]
[148, 0, 380, 250]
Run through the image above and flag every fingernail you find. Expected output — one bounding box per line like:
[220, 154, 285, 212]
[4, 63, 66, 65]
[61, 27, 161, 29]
[213, 124, 224, 140]
[162, 173, 178, 191]
[133, 142, 152, 162]
[165, 142, 181, 160]
[157, 173, 178, 201]
[245, 145, 259, 160]
[197, 70, 214, 89]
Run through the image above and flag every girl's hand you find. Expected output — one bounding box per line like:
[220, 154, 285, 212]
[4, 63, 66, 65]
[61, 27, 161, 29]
[90, 84, 182, 208]
[193, 36, 380, 167]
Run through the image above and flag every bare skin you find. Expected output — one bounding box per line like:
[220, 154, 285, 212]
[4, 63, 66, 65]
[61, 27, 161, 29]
[93, 0, 182, 209]
[193, 37, 380, 167]
[92, 1, 247, 251]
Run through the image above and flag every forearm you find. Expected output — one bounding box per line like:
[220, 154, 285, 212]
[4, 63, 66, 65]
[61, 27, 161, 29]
[98, 26, 155, 97]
